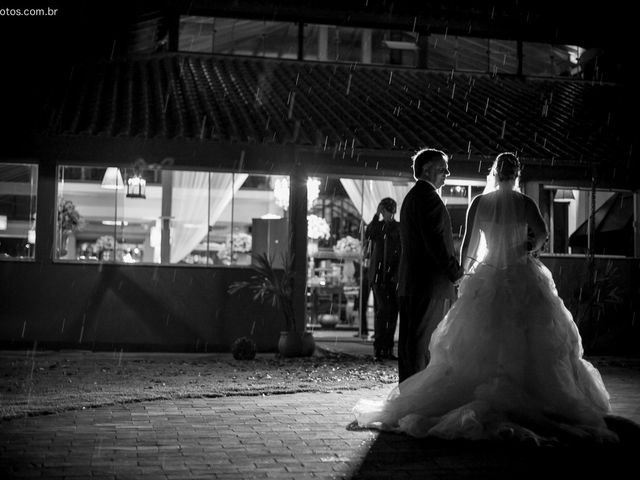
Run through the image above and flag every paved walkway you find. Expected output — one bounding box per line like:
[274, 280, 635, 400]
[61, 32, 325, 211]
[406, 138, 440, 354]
[1, 333, 640, 479]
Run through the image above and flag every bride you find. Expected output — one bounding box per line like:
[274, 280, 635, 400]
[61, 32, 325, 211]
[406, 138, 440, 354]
[352, 152, 618, 444]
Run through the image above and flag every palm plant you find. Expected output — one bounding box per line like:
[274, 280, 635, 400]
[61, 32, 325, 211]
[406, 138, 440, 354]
[228, 252, 297, 333]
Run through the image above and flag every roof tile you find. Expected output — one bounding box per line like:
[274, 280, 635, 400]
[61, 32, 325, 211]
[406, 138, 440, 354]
[45, 54, 630, 167]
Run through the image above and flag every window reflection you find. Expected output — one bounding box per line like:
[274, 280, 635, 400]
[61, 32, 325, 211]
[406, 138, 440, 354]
[55, 167, 289, 266]
[0, 163, 38, 261]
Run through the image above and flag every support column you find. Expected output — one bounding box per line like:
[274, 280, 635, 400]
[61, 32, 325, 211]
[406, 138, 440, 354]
[161, 170, 173, 264]
[35, 161, 57, 262]
[634, 190, 640, 257]
[289, 162, 308, 333]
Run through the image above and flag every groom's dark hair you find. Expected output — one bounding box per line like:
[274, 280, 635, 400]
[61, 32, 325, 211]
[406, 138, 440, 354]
[412, 148, 447, 180]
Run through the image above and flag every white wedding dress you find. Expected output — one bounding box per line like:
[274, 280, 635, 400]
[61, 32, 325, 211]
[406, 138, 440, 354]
[353, 187, 617, 444]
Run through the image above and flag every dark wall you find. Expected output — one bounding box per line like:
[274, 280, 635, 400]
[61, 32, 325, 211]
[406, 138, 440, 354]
[0, 262, 282, 352]
[541, 255, 640, 356]
[1, 255, 638, 355]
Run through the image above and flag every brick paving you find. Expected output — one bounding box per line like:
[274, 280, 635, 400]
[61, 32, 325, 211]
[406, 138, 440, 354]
[1, 340, 640, 479]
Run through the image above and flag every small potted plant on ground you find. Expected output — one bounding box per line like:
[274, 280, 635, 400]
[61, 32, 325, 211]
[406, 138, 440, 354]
[231, 336, 257, 360]
[228, 252, 315, 357]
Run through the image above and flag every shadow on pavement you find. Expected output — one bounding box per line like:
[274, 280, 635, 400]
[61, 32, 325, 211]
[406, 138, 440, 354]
[347, 419, 640, 480]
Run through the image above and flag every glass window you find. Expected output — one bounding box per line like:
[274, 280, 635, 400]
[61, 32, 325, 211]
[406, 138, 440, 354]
[523, 43, 585, 77]
[179, 15, 214, 53]
[303, 24, 419, 66]
[55, 166, 288, 266]
[304, 175, 485, 329]
[428, 35, 488, 72]
[0, 163, 38, 261]
[488, 39, 518, 75]
[544, 187, 634, 257]
[179, 16, 299, 59]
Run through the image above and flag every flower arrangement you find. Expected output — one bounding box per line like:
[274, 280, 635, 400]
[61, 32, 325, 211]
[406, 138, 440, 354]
[218, 232, 253, 265]
[333, 235, 362, 256]
[307, 214, 330, 240]
[230, 232, 252, 253]
[94, 235, 115, 252]
[58, 200, 85, 232]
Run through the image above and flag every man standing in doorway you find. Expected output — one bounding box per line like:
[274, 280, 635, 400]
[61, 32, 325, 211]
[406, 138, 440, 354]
[397, 148, 464, 383]
[365, 197, 401, 361]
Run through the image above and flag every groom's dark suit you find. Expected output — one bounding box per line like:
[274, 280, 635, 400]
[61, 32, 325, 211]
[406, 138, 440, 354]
[397, 180, 463, 382]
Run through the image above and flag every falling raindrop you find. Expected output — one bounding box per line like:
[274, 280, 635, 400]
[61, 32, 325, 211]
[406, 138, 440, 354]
[288, 92, 296, 119]
[501, 120, 506, 139]
[389, 71, 393, 85]
[239, 150, 246, 170]
[163, 89, 171, 114]
[412, 17, 417, 32]
[21, 320, 26, 338]
[61, 317, 65, 333]
[200, 116, 207, 139]
[484, 98, 490, 116]
[451, 83, 456, 99]
[346, 73, 352, 95]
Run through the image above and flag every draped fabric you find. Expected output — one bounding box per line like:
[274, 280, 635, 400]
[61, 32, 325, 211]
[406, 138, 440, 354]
[340, 178, 411, 221]
[170, 171, 248, 263]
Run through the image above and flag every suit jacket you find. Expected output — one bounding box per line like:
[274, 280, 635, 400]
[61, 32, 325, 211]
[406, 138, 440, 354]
[397, 180, 462, 299]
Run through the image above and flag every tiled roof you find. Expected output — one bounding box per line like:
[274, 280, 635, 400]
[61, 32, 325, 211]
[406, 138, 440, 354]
[45, 53, 630, 167]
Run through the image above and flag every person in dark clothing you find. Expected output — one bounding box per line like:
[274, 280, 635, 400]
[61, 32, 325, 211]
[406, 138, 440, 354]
[365, 197, 401, 361]
[397, 148, 464, 382]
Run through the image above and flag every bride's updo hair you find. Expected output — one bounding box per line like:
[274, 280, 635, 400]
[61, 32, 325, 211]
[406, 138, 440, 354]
[492, 152, 521, 181]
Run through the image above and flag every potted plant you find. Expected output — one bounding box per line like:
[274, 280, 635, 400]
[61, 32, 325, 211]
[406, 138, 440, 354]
[228, 251, 315, 357]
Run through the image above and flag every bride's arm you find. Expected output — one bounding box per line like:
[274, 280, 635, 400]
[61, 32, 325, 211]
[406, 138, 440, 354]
[524, 196, 548, 252]
[460, 195, 481, 272]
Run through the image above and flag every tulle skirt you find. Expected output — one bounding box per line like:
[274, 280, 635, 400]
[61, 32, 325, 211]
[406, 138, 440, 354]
[353, 257, 617, 443]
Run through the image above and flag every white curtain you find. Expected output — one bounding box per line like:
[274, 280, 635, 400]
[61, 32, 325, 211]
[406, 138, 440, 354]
[170, 171, 248, 263]
[340, 178, 412, 222]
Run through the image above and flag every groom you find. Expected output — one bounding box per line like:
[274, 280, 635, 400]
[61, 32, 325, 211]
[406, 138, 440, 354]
[397, 148, 464, 383]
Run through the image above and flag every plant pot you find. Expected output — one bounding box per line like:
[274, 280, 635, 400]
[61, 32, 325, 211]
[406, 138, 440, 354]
[301, 331, 316, 357]
[231, 336, 257, 360]
[318, 313, 340, 329]
[277, 331, 303, 358]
